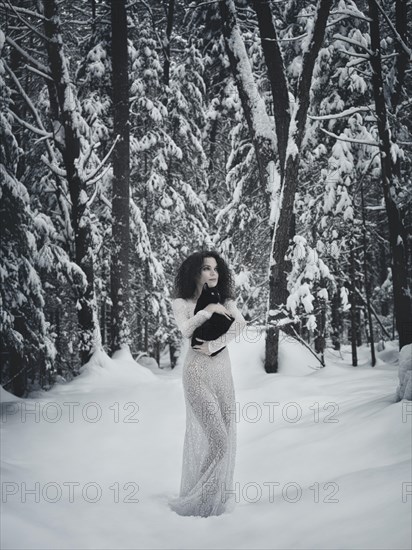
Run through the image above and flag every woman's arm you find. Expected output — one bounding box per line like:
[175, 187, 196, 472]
[172, 298, 212, 339]
[207, 299, 247, 355]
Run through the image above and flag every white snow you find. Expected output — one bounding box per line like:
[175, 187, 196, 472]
[395, 344, 412, 401]
[1, 334, 410, 550]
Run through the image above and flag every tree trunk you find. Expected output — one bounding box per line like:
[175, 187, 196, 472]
[360, 175, 376, 365]
[265, 0, 333, 372]
[314, 297, 326, 362]
[331, 291, 341, 351]
[379, 240, 389, 316]
[252, 0, 290, 180]
[169, 342, 177, 369]
[368, 0, 411, 350]
[219, 0, 277, 193]
[110, 0, 131, 353]
[101, 301, 107, 348]
[349, 246, 358, 367]
[7, 316, 27, 397]
[356, 306, 363, 347]
[220, 0, 332, 373]
[43, 0, 98, 365]
[144, 262, 149, 353]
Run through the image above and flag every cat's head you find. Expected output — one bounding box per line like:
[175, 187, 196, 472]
[201, 282, 220, 301]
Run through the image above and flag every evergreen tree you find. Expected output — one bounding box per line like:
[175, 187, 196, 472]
[0, 31, 55, 395]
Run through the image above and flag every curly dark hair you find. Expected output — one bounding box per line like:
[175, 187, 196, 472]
[172, 250, 235, 302]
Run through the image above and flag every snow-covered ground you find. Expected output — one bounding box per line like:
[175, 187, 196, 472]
[1, 330, 411, 550]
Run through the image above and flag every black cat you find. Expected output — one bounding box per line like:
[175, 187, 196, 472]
[191, 283, 235, 357]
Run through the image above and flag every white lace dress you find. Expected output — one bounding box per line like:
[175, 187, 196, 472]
[168, 297, 247, 517]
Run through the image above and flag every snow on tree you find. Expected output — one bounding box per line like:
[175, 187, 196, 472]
[0, 32, 55, 395]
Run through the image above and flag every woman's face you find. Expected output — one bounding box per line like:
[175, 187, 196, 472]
[197, 256, 219, 289]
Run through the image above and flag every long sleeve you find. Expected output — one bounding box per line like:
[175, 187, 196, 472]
[207, 299, 247, 355]
[172, 298, 212, 339]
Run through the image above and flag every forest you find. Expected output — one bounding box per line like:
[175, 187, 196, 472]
[0, 0, 411, 397]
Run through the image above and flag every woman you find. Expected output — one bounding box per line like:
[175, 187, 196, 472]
[168, 250, 247, 517]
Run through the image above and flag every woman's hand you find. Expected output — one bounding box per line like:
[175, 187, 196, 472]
[204, 303, 232, 320]
[192, 338, 210, 355]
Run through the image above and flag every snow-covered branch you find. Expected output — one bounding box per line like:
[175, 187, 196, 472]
[333, 33, 373, 56]
[272, 15, 349, 43]
[320, 127, 380, 146]
[4, 1, 51, 44]
[286, 324, 325, 367]
[338, 48, 370, 60]
[308, 105, 373, 120]
[5, 36, 51, 77]
[99, 191, 112, 210]
[85, 163, 112, 188]
[330, 8, 372, 22]
[85, 179, 101, 209]
[4, 61, 73, 229]
[346, 56, 370, 68]
[276, 33, 308, 43]
[41, 155, 67, 177]
[4, 61, 53, 149]
[84, 135, 119, 183]
[7, 109, 53, 138]
[24, 63, 53, 82]
[0, 3, 46, 21]
[372, 0, 412, 60]
[78, 142, 99, 176]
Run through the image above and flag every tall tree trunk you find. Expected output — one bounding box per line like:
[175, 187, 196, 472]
[101, 301, 107, 348]
[379, 241, 389, 316]
[314, 297, 326, 362]
[43, 0, 99, 365]
[7, 316, 27, 397]
[331, 291, 341, 351]
[356, 306, 363, 347]
[349, 246, 358, 367]
[367, 0, 411, 350]
[264, 0, 333, 372]
[220, 0, 332, 373]
[360, 176, 376, 366]
[110, 0, 131, 353]
[219, 0, 280, 373]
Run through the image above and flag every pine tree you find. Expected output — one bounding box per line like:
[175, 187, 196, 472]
[0, 32, 55, 395]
